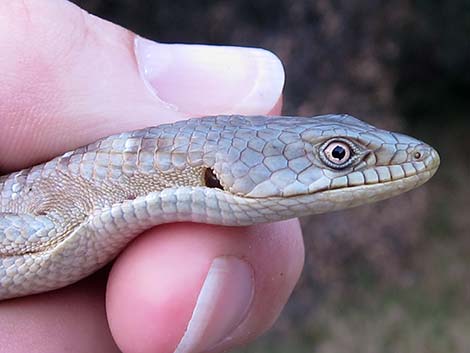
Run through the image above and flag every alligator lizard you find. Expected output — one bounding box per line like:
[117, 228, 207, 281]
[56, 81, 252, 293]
[0, 114, 440, 300]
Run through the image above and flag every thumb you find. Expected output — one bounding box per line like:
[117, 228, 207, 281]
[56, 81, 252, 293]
[0, 0, 284, 172]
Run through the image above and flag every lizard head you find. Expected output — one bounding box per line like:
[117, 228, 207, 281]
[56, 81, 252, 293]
[199, 115, 439, 221]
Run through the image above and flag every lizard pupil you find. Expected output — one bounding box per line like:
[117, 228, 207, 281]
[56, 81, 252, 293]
[332, 146, 346, 160]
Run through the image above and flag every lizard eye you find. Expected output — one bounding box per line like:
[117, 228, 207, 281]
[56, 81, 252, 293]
[320, 139, 355, 169]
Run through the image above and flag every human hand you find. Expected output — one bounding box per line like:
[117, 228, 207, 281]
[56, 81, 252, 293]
[0, 1, 304, 352]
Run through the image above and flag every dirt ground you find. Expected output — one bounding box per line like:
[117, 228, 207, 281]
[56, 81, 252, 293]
[75, 1, 470, 351]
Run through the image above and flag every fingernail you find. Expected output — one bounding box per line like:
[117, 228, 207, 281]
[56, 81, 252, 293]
[135, 37, 284, 115]
[174, 256, 254, 353]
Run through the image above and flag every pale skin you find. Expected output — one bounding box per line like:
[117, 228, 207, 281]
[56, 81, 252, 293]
[0, 1, 304, 353]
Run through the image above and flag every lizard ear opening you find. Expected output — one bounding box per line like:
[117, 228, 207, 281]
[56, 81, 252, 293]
[204, 168, 223, 190]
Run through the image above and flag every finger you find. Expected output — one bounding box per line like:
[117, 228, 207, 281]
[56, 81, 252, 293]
[107, 221, 304, 353]
[0, 0, 284, 172]
[0, 269, 120, 353]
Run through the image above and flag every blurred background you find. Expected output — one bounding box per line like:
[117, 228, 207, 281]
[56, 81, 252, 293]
[73, 0, 470, 351]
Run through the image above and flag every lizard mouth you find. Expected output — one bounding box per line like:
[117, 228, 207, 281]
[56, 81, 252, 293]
[326, 151, 440, 193]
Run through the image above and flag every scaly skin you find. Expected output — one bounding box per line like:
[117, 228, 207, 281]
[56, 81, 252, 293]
[0, 114, 440, 299]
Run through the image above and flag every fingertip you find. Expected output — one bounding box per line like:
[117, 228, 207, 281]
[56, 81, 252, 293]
[106, 221, 303, 353]
[135, 38, 285, 116]
[106, 226, 203, 353]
